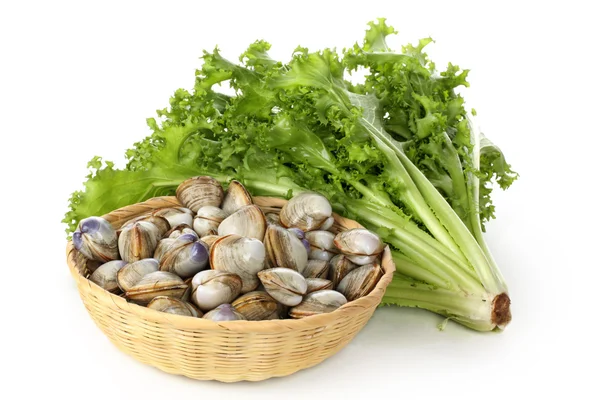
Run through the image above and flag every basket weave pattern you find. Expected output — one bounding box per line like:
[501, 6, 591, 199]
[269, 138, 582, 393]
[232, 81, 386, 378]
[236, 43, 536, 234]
[66, 196, 395, 382]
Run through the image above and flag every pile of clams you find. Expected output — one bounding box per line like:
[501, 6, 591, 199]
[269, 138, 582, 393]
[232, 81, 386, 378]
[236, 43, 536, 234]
[73, 176, 385, 321]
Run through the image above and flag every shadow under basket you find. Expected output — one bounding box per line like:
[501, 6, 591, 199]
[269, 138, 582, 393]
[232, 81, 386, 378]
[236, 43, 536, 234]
[66, 196, 395, 382]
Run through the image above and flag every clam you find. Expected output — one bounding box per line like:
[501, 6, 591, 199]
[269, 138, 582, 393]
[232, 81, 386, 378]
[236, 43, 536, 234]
[279, 192, 332, 232]
[288, 290, 347, 319]
[210, 235, 265, 293]
[232, 291, 278, 321]
[333, 229, 384, 265]
[118, 221, 162, 262]
[336, 263, 383, 301]
[199, 235, 220, 248]
[119, 215, 170, 237]
[257, 268, 308, 306]
[190, 270, 242, 312]
[264, 225, 308, 273]
[319, 216, 335, 231]
[116, 258, 159, 292]
[305, 230, 338, 261]
[147, 296, 202, 317]
[193, 206, 228, 237]
[302, 259, 329, 279]
[265, 213, 282, 226]
[344, 254, 379, 265]
[73, 216, 119, 262]
[203, 304, 246, 321]
[217, 204, 267, 241]
[176, 176, 224, 212]
[221, 180, 253, 215]
[154, 238, 176, 261]
[125, 271, 188, 304]
[89, 260, 127, 293]
[305, 278, 333, 293]
[165, 224, 198, 239]
[159, 234, 209, 279]
[328, 254, 359, 287]
[152, 207, 194, 228]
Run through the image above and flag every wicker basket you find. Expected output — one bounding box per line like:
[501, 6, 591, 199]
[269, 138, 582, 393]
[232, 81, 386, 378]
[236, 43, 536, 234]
[66, 196, 395, 382]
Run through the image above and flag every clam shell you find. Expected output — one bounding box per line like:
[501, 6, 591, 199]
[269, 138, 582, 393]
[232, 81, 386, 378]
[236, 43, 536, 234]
[159, 234, 209, 279]
[193, 206, 228, 237]
[336, 263, 383, 301]
[309, 249, 335, 261]
[257, 268, 307, 306]
[199, 235, 220, 248]
[305, 230, 338, 261]
[73, 217, 119, 262]
[165, 224, 198, 239]
[333, 229, 384, 261]
[264, 225, 308, 273]
[232, 291, 278, 321]
[152, 207, 194, 228]
[119, 215, 170, 237]
[302, 259, 329, 279]
[279, 192, 332, 232]
[147, 296, 201, 317]
[125, 271, 188, 304]
[203, 304, 246, 321]
[328, 254, 359, 287]
[217, 204, 267, 241]
[210, 235, 266, 293]
[305, 230, 335, 249]
[118, 221, 162, 262]
[141, 216, 171, 236]
[176, 176, 224, 212]
[319, 216, 334, 231]
[288, 290, 347, 319]
[116, 258, 159, 292]
[190, 270, 243, 312]
[222, 180, 253, 215]
[197, 206, 228, 221]
[265, 213, 282, 226]
[89, 260, 127, 293]
[346, 254, 379, 265]
[305, 278, 333, 293]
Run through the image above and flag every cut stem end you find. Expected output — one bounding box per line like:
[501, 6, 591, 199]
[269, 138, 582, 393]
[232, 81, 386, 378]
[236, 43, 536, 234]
[492, 293, 511, 328]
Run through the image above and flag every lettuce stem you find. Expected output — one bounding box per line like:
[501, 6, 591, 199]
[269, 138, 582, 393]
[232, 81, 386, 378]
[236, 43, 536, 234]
[382, 275, 498, 332]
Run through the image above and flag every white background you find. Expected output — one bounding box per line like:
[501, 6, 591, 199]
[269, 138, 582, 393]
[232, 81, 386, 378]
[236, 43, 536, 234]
[1, 1, 598, 399]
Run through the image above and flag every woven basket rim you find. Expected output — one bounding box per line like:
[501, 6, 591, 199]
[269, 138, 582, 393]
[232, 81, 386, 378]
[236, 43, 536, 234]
[66, 195, 395, 333]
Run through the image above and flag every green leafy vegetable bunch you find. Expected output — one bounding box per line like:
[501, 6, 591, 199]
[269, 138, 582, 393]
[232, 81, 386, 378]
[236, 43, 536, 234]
[64, 19, 518, 331]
